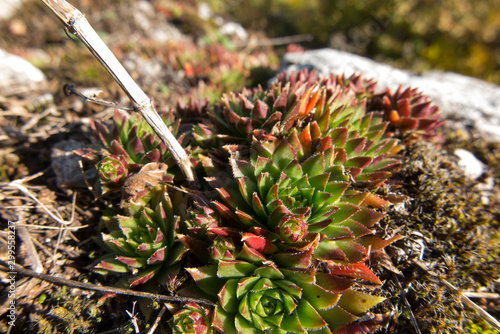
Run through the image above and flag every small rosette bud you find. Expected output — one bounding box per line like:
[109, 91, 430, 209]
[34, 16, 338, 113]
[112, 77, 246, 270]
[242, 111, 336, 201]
[97, 154, 128, 186]
[210, 237, 236, 261]
[169, 302, 213, 334]
[95, 185, 187, 287]
[276, 214, 308, 243]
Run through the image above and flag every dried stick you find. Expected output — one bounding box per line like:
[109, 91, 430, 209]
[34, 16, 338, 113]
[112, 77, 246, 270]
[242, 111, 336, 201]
[4, 173, 76, 226]
[39, 0, 194, 182]
[17, 226, 43, 274]
[146, 304, 168, 334]
[0, 259, 214, 307]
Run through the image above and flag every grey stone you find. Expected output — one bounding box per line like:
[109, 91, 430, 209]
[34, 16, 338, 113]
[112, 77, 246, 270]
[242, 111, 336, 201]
[0, 49, 47, 95]
[51, 140, 87, 189]
[281, 48, 500, 141]
[454, 148, 486, 180]
[131, 0, 186, 43]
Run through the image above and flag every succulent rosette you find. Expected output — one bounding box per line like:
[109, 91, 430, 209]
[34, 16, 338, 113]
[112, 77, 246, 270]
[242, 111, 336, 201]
[95, 185, 187, 287]
[186, 242, 385, 334]
[205, 131, 392, 269]
[368, 86, 445, 140]
[96, 154, 129, 187]
[91, 109, 182, 171]
[276, 214, 308, 244]
[203, 71, 402, 188]
[276, 69, 444, 143]
[169, 302, 213, 334]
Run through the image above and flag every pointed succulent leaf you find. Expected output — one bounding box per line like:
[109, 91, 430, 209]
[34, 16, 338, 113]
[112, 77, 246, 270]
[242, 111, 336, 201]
[129, 263, 162, 286]
[186, 265, 225, 296]
[213, 304, 238, 334]
[281, 268, 316, 284]
[337, 289, 385, 315]
[351, 207, 386, 228]
[272, 140, 297, 170]
[296, 299, 329, 331]
[95, 258, 130, 273]
[302, 153, 325, 176]
[236, 276, 261, 299]
[116, 256, 147, 268]
[254, 157, 280, 179]
[336, 240, 369, 263]
[241, 232, 279, 254]
[147, 246, 166, 264]
[318, 306, 359, 331]
[219, 278, 240, 312]
[235, 314, 260, 334]
[238, 243, 268, 263]
[217, 260, 258, 278]
[253, 262, 284, 280]
[300, 282, 341, 310]
[273, 247, 314, 268]
[315, 272, 354, 293]
[314, 240, 348, 262]
[328, 263, 382, 284]
[357, 234, 402, 251]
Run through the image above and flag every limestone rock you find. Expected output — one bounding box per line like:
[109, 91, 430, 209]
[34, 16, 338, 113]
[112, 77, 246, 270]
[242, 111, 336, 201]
[0, 49, 47, 95]
[454, 148, 486, 180]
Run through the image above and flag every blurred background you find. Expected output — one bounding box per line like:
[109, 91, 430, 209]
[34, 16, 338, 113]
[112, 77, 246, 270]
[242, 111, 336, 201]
[1, 0, 499, 99]
[204, 0, 500, 84]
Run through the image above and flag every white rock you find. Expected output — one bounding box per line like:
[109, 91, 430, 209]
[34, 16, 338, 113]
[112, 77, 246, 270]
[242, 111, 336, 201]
[454, 148, 486, 180]
[0, 49, 46, 94]
[219, 22, 248, 41]
[198, 2, 212, 20]
[130, 0, 186, 43]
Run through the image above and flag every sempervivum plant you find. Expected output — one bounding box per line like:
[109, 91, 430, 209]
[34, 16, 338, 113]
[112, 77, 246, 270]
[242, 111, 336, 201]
[96, 154, 129, 191]
[86, 67, 444, 333]
[368, 86, 445, 141]
[78, 108, 180, 195]
[169, 302, 213, 334]
[275, 69, 444, 142]
[95, 184, 187, 287]
[203, 130, 394, 281]
[199, 70, 402, 188]
[91, 108, 182, 171]
[186, 236, 385, 334]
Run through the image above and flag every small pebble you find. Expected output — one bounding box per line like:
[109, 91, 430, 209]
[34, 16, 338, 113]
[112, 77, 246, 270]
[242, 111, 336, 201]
[454, 148, 486, 180]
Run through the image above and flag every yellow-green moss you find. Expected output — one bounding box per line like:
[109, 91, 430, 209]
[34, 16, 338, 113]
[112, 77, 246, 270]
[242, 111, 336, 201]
[375, 135, 500, 333]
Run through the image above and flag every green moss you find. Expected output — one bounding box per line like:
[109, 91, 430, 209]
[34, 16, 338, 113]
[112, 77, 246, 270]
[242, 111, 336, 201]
[376, 136, 500, 332]
[29, 286, 103, 334]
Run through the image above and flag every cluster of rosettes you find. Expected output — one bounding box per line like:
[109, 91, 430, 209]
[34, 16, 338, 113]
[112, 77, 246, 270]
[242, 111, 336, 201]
[92, 69, 443, 333]
[77, 109, 179, 194]
[162, 40, 274, 101]
[95, 185, 187, 287]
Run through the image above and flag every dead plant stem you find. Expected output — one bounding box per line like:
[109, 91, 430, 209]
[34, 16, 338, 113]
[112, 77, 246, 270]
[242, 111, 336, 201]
[39, 0, 194, 181]
[0, 259, 215, 307]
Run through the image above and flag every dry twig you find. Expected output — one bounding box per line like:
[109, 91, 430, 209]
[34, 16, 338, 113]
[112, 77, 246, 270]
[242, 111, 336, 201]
[3, 171, 76, 226]
[146, 304, 168, 334]
[17, 226, 43, 274]
[39, 0, 194, 181]
[0, 259, 215, 307]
